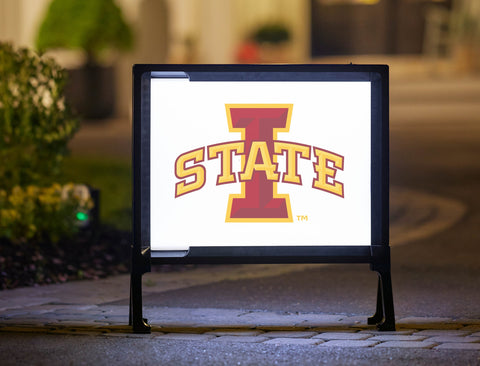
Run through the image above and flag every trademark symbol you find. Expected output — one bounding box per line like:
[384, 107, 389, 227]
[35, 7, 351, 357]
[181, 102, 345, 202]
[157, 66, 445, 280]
[297, 215, 308, 222]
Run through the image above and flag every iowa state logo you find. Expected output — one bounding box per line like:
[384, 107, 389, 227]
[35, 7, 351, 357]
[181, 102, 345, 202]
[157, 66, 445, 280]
[174, 104, 344, 222]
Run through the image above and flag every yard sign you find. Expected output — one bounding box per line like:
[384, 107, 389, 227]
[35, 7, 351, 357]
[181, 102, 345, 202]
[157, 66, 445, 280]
[130, 64, 394, 333]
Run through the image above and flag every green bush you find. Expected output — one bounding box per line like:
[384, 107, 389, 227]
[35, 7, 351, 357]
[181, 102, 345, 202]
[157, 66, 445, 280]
[0, 183, 93, 244]
[36, 0, 133, 64]
[0, 43, 85, 244]
[252, 23, 291, 44]
[0, 42, 79, 189]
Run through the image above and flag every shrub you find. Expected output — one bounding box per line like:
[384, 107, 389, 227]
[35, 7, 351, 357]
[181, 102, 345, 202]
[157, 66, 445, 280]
[0, 42, 79, 189]
[0, 43, 85, 244]
[36, 0, 133, 65]
[0, 183, 93, 244]
[252, 23, 291, 44]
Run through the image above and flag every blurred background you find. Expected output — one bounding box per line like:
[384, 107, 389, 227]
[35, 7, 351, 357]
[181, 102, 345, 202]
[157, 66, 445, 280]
[1, 0, 479, 120]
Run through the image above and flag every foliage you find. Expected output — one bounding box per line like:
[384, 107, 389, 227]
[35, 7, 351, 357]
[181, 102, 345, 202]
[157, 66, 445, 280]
[0, 158, 133, 290]
[252, 23, 291, 44]
[0, 183, 93, 244]
[36, 0, 133, 64]
[0, 42, 79, 189]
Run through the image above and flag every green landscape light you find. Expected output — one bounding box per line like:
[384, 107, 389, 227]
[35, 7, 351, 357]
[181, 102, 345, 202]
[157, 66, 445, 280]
[76, 212, 89, 221]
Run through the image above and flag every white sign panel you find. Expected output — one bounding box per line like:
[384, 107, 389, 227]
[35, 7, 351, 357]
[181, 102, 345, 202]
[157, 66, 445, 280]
[150, 79, 371, 250]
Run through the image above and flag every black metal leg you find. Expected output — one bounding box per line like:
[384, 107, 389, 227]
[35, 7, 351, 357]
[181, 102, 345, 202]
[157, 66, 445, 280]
[130, 244, 151, 333]
[368, 269, 395, 331]
[369, 245, 396, 331]
[368, 277, 384, 325]
[130, 270, 151, 333]
[376, 269, 395, 331]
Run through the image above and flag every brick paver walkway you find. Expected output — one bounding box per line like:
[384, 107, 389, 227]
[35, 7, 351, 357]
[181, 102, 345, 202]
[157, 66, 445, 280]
[1, 305, 479, 350]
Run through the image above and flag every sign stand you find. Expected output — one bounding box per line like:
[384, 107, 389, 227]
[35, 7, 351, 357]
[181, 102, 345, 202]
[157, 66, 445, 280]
[129, 246, 395, 333]
[129, 64, 395, 333]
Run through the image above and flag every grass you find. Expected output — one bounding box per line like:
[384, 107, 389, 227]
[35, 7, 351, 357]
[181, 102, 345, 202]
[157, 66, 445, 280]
[59, 155, 132, 230]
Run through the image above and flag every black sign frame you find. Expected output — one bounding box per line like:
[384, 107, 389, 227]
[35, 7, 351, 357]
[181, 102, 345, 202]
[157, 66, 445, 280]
[130, 64, 394, 333]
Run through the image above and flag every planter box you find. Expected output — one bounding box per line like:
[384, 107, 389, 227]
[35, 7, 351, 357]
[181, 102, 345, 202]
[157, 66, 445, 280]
[65, 64, 115, 119]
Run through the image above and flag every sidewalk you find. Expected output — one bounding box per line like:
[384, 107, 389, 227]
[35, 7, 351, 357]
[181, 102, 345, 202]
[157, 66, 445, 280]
[1, 302, 480, 350]
[0, 187, 472, 355]
[1, 259, 480, 352]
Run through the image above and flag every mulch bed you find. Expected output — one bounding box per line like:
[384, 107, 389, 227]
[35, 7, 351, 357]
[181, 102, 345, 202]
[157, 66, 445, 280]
[0, 226, 132, 290]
